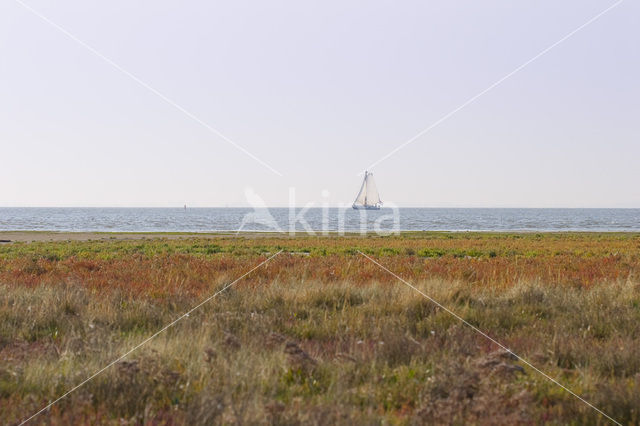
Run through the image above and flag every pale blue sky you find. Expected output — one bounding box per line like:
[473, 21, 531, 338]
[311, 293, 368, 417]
[1, 0, 638, 207]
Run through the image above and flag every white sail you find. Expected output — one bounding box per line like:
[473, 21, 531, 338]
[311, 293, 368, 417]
[354, 175, 367, 205]
[353, 171, 382, 208]
[364, 173, 381, 205]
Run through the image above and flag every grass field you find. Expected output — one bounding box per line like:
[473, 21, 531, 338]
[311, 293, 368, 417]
[1, 232, 640, 424]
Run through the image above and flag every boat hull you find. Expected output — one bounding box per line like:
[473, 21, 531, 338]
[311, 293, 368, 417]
[352, 205, 381, 210]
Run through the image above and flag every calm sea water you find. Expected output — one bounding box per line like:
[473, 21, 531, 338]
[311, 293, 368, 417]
[1, 208, 639, 232]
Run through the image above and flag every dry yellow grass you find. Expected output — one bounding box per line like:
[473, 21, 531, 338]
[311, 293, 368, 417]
[1, 233, 640, 424]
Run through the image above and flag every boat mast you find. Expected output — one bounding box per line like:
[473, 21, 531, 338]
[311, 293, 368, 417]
[363, 171, 368, 205]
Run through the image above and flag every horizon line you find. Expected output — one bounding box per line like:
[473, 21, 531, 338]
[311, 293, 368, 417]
[2, 206, 640, 210]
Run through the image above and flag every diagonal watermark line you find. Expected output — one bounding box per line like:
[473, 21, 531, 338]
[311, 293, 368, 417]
[18, 250, 282, 425]
[363, 0, 624, 173]
[14, 0, 283, 177]
[357, 250, 621, 425]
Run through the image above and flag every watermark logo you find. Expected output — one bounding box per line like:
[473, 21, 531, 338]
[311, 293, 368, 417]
[237, 187, 400, 235]
[236, 187, 283, 233]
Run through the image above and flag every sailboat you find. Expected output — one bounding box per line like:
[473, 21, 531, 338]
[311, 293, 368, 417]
[353, 171, 383, 210]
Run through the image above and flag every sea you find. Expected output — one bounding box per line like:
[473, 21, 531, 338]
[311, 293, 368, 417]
[1, 208, 639, 233]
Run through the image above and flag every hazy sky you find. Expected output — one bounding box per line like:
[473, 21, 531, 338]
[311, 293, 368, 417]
[1, 0, 638, 207]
